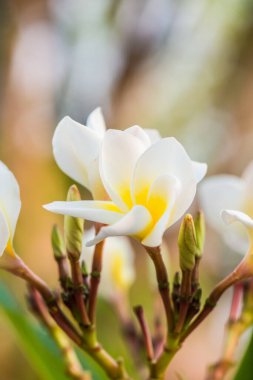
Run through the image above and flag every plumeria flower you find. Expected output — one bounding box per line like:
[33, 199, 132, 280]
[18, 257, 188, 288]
[199, 161, 253, 252]
[53, 107, 161, 200]
[45, 127, 207, 247]
[82, 229, 135, 299]
[0, 161, 21, 258]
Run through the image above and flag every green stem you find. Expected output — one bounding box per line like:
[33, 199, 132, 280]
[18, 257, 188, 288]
[82, 326, 131, 380]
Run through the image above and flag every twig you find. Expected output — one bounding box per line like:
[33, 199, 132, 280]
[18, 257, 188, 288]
[88, 239, 104, 323]
[29, 287, 91, 380]
[145, 246, 174, 332]
[134, 305, 154, 361]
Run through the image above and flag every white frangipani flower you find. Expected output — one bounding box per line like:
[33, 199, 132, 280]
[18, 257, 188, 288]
[53, 107, 161, 200]
[0, 162, 21, 256]
[199, 161, 253, 252]
[82, 230, 135, 299]
[45, 127, 207, 247]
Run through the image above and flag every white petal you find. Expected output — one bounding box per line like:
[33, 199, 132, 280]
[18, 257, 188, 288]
[142, 174, 179, 247]
[0, 162, 21, 241]
[198, 175, 245, 232]
[192, 161, 207, 183]
[100, 236, 135, 298]
[0, 210, 10, 256]
[133, 138, 197, 220]
[86, 205, 152, 246]
[125, 125, 151, 147]
[43, 200, 122, 225]
[143, 129, 161, 143]
[221, 209, 253, 228]
[86, 107, 106, 136]
[53, 116, 101, 190]
[100, 130, 147, 210]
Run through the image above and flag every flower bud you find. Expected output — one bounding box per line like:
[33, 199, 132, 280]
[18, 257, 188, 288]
[194, 211, 205, 258]
[64, 185, 84, 261]
[178, 214, 197, 271]
[51, 225, 65, 260]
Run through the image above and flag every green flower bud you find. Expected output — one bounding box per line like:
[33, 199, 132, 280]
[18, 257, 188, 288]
[178, 214, 197, 271]
[51, 225, 65, 260]
[194, 211, 205, 258]
[64, 185, 84, 261]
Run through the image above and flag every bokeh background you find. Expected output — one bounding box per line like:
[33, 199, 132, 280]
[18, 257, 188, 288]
[1, 0, 253, 379]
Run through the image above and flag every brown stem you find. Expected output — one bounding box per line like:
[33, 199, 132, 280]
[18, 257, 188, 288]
[175, 270, 192, 334]
[134, 305, 154, 361]
[181, 258, 252, 343]
[88, 239, 104, 323]
[70, 258, 90, 327]
[56, 255, 70, 291]
[145, 246, 174, 332]
[1, 254, 83, 346]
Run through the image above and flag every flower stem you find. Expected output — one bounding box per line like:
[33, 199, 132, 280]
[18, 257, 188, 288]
[134, 305, 154, 361]
[30, 288, 91, 380]
[145, 246, 174, 332]
[69, 257, 90, 327]
[181, 257, 252, 343]
[88, 239, 104, 324]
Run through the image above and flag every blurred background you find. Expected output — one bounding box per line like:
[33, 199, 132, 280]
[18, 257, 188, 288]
[1, 0, 253, 379]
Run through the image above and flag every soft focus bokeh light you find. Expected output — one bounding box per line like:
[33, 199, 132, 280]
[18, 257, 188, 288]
[1, 0, 253, 379]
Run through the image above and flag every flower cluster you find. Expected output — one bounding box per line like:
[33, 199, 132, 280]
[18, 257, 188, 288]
[1, 107, 253, 380]
[45, 108, 207, 247]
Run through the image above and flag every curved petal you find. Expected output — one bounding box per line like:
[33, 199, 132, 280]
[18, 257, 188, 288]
[192, 161, 207, 183]
[43, 200, 122, 225]
[125, 125, 151, 147]
[198, 175, 245, 232]
[86, 107, 106, 136]
[133, 138, 196, 218]
[143, 129, 161, 144]
[221, 209, 253, 228]
[86, 205, 152, 246]
[53, 116, 101, 190]
[0, 210, 10, 256]
[142, 174, 179, 247]
[0, 162, 21, 242]
[99, 130, 147, 210]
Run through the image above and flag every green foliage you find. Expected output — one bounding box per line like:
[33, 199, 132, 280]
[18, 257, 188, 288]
[0, 281, 107, 380]
[234, 330, 253, 380]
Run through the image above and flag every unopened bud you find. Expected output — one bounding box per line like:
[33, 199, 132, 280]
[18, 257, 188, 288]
[64, 185, 84, 261]
[194, 211, 205, 258]
[178, 214, 197, 271]
[51, 225, 65, 260]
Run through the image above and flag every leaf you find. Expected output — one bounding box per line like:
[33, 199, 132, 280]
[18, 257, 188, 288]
[0, 281, 107, 380]
[233, 330, 253, 380]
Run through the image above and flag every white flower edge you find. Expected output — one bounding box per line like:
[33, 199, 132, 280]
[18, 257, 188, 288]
[0, 161, 21, 256]
[198, 175, 245, 232]
[221, 209, 253, 229]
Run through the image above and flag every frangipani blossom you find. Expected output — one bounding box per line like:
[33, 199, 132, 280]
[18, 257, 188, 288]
[53, 107, 161, 200]
[199, 161, 253, 252]
[45, 128, 207, 247]
[0, 162, 21, 257]
[82, 230, 135, 299]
